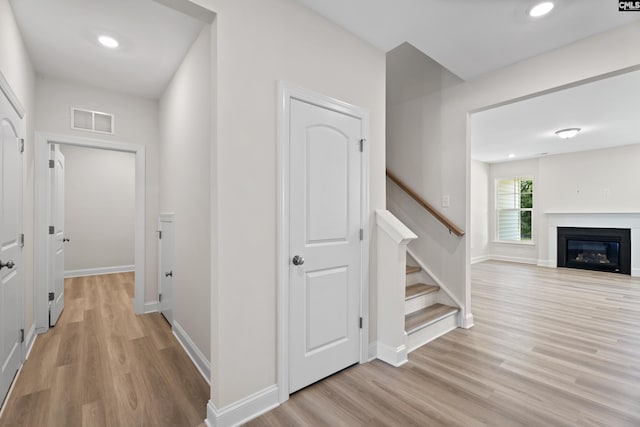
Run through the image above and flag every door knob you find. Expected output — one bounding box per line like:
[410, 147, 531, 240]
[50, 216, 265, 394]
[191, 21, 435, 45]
[165, 271, 173, 277]
[292, 255, 304, 266]
[63, 238, 70, 243]
[0, 260, 15, 270]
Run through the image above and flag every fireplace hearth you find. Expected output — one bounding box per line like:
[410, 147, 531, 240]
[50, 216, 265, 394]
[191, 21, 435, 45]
[557, 227, 631, 274]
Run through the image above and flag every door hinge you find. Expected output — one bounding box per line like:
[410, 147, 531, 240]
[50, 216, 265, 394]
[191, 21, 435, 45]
[19, 233, 24, 248]
[19, 328, 24, 343]
[359, 317, 363, 329]
[48, 292, 54, 301]
[49, 159, 55, 168]
[157, 230, 162, 240]
[159, 293, 162, 302]
[49, 226, 54, 235]
[359, 229, 363, 241]
[359, 138, 365, 152]
[19, 138, 24, 154]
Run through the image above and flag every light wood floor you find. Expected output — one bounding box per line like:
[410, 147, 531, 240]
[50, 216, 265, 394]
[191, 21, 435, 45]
[249, 261, 640, 426]
[0, 273, 209, 427]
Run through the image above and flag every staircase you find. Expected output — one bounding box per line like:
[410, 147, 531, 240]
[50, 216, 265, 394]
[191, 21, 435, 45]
[404, 261, 459, 352]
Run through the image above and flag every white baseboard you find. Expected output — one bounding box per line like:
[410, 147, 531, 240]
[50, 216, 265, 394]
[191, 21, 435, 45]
[368, 341, 377, 361]
[144, 301, 159, 314]
[205, 385, 279, 427]
[24, 324, 37, 359]
[64, 265, 134, 278]
[632, 268, 640, 277]
[490, 255, 538, 265]
[172, 320, 211, 385]
[461, 312, 474, 329]
[537, 259, 555, 268]
[376, 342, 408, 367]
[471, 255, 490, 264]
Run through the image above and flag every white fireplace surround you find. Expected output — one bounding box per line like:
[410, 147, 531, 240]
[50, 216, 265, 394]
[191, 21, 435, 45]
[544, 212, 640, 277]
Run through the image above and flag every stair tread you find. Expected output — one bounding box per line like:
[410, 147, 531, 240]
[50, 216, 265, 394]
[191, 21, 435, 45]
[406, 265, 421, 274]
[405, 303, 459, 334]
[405, 283, 439, 300]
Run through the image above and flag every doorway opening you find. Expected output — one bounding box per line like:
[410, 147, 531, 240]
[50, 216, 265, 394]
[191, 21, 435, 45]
[34, 132, 146, 333]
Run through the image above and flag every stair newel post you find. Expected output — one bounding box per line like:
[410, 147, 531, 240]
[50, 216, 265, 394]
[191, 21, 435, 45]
[375, 209, 417, 367]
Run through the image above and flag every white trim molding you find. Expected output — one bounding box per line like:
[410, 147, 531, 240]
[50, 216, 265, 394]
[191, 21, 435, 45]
[35, 132, 146, 332]
[64, 265, 135, 278]
[276, 81, 371, 404]
[205, 386, 279, 427]
[144, 301, 159, 314]
[24, 324, 37, 360]
[376, 342, 408, 367]
[471, 255, 490, 264]
[172, 320, 211, 385]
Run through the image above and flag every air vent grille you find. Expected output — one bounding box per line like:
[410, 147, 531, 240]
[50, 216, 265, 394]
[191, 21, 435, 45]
[71, 107, 114, 134]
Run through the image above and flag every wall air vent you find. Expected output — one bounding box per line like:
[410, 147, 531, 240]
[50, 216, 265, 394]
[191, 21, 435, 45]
[71, 107, 114, 134]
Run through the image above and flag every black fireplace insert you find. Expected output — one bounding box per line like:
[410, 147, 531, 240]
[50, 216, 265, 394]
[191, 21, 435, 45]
[557, 227, 631, 274]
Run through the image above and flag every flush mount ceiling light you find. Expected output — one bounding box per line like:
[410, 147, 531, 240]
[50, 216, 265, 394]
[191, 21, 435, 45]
[98, 35, 119, 49]
[529, 2, 554, 17]
[508, 153, 516, 159]
[555, 128, 581, 139]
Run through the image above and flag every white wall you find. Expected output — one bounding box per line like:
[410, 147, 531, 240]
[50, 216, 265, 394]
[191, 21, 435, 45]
[34, 77, 160, 302]
[159, 25, 211, 364]
[386, 43, 468, 319]
[470, 159, 489, 263]
[61, 145, 135, 272]
[0, 0, 36, 338]
[472, 143, 640, 266]
[537, 143, 640, 262]
[387, 21, 640, 323]
[194, 0, 386, 410]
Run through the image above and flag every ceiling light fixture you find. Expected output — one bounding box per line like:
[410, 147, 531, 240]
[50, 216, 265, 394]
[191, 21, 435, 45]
[508, 153, 516, 159]
[98, 35, 119, 49]
[529, 2, 554, 17]
[555, 128, 581, 139]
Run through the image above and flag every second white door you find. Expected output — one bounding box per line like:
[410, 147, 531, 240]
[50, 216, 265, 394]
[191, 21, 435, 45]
[49, 145, 65, 326]
[289, 98, 363, 393]
[159, 214, 175, 324]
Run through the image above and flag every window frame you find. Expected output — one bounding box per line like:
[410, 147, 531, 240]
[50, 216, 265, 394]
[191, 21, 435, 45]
[494, 176, 534, 244]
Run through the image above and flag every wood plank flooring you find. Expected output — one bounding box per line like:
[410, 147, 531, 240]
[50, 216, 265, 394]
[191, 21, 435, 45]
[248, 261, 640, 426]
[0, 273, 209, 427]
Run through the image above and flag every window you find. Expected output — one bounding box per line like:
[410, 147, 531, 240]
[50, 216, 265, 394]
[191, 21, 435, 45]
[496, 178, 533, 241]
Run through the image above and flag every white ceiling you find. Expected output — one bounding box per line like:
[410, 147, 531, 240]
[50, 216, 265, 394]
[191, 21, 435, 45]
[294, 0, 640, 81]
[470, 69, 640, 163]
[10, 0, 205, 99]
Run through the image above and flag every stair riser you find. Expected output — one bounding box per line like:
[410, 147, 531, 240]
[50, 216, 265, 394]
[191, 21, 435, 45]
[406, 272, 422, 286]
[406, 312, 458, 353]
[405, 293, 438, 315]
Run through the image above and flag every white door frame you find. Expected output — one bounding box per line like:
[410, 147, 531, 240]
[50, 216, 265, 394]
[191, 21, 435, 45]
[0, 71, 26, 359]
[35, 132, 146, 332]
[276, 81, 370, 403]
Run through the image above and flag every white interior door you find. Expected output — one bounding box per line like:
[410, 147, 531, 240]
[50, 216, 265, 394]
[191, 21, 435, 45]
[49, 145, 65, 326]
[289, 98, 362, 393]
[0, 88, 24, 406]
[158, 214, 175, 324]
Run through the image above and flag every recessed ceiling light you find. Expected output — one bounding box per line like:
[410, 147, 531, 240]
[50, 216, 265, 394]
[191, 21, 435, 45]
[508, 153, 516, 159]
[529, 2, 554, 17]
[98, 35, 119, 49]
[555, 128, 581, 139]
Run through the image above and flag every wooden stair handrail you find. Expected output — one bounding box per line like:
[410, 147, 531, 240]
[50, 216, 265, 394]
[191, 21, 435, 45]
[386, 169, 465, 237]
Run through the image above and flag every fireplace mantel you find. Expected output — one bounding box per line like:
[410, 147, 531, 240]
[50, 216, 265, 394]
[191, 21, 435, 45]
[544, 212, 640, 277]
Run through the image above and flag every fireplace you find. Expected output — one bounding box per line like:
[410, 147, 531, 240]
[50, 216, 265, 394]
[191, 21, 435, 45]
[557, 227, 631, 274]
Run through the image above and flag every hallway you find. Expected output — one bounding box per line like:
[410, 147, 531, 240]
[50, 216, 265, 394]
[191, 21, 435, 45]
[0, 273, 209, 426]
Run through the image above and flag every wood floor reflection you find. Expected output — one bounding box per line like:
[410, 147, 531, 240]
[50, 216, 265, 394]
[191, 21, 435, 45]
[249, 261, 640, 426]
[0, 273, 209, 427]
